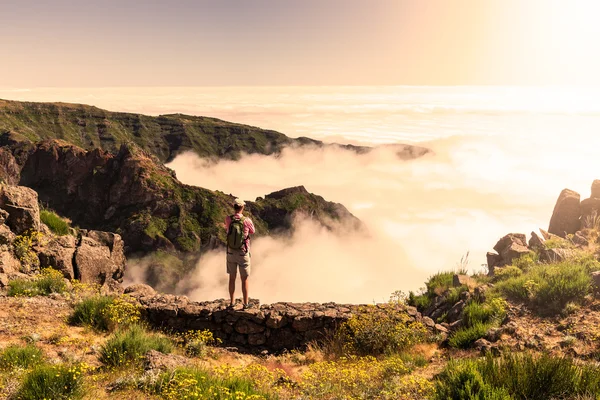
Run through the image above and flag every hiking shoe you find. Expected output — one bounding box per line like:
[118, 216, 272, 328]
[242, 303, 251, 310]
[226, 304, 235, 310]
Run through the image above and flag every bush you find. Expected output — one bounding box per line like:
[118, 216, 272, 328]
[0, 344, 43, 369]
[16, 363, 85, 400]
[495, 261, 591, 315]
[40, 210, 70, 235]
[174, 329, 220, 357]
[148, 367, 273, 400]
[448, 322, 492, 349]
[408, 271, 456, 311]
[463, 297, 507, 328]
[99, 324, 173, 367]
[8, 268, 67, 297]
[69, 295, 115, 331]
[435, 352, 600, 400]
[336, 304, 427, 356]
[13, 230, 44, 272]
[301, 356, 411, 399]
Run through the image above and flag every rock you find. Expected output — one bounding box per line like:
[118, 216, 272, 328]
[143, 350, 191, 371]
[422, 316, 435, 329]
[0, 251, 20, 274]
[528, 231, 545, 250]
[493, 233, 527, 253]
[453, 274, 473, 288]
[37, 235, 77, 279]
[0, 148, 20, 185]
[100, 279, 124, 295]
[540, 248, 574, 263]
[580, 198, 600, 229]
[446, 300, 465, 323]
[73, 231, 126, 286]
[486, 252, 502, 276]
[539, 228, 551, 240]
[0, 185, 41, 235]
[0, 209, 8, 225]
[485, 327, 503, 342]
[474, 285, 490, 302]
[474, 338, 492, 352]
[548, 189, 581, 237]
[591, 179, 600, 199]
[591, 271, 600, 295]
[124, 283, 156, 298]
[501, 242, 532, 265]
[434, 324, 448, 334]
[572, 232, 589, 247]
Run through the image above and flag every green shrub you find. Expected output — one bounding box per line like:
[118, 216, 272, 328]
[436, 352, 600, 400]
[495, 261, 591, 315]
[426, 272, 455, 296]
[434, 359, 511, 400]
[493, 266, 523, 280]
[16, 363, 85, 400]
[336, 304, 427, 356]
[8, 268, 67, 297]
[408, 271, 456, 312]
[0, 344, 43, 369]
[512, 252, 538, 271]
[463, 297, 507, 328]
[99, 324, 173, 367]
[448, 322, 492, 349]
[40, 210, 70, 235]
[147, 367, 271, 399]
[69, 295, 115, 331]
[69, 295, 141, 332]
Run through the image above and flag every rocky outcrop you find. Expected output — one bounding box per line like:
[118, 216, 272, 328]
[0, 185, 40, 234]
[129, 291, 434, 352]
[487, 233, 533, 275]
[0, 185, 126, 289]
[15, 140, 363, 259]
[548, 189, 581, 237]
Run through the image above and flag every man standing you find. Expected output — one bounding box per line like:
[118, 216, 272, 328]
[225, 198, 255, 309]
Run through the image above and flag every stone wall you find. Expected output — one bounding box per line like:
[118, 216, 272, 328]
[126, 286, 436, 353]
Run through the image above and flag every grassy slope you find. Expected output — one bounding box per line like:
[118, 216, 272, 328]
[0, 99, 428, 163]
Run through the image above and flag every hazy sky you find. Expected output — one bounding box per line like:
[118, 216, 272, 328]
[2, 0, 600, 86]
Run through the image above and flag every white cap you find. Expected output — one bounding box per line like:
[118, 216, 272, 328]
[233, 198, 245, 207]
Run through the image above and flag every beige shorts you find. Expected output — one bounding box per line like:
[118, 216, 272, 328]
[226, 249, 251, 278]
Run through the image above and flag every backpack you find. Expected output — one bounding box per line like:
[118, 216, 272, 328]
[227, 215, 246, 249]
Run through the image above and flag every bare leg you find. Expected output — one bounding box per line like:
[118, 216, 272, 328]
[241, 275, 249, 305]
[229, 274, 236, 305]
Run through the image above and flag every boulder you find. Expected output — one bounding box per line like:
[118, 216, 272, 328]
[591, 179, 600, 199]
[0, 185, 40, 235]
[124, 283, 156, 298]
[0, 224, 15, 246]
[548, 189, 581, 237]
[539, 248, 574, 263]
[0, 148, 20, 185]
[528, 231, 545, 250]
[493, 233, 527, 253]
[0, 251, 20, 274]
[580, 198, 600, 229]
[591, 271, 600, 295]
[572, 232, 589, 247]
[37, 235, 77, 279]
[502, 242, 532, 265]
[486, 252, 502, 276]
[73, 230, 126, 286]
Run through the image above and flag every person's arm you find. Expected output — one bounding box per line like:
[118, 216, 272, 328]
[225, 215, 231, 230]
[247, 219, 256, 235]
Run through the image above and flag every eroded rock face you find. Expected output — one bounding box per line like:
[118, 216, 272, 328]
[548, 189, 581, 237]
[38, 235, 77, 279]
[0, 185, 40, 234]
[74, 230, 125, 286]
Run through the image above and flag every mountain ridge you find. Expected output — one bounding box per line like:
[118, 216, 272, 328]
[0, 98, 431, 163]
